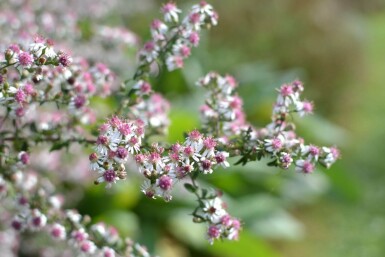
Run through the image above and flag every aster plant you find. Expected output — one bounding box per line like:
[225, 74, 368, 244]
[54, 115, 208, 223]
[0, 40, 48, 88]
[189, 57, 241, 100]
[0, 1, 339, 256]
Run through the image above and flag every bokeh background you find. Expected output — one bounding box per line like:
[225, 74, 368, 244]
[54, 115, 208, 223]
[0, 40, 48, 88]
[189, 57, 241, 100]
[4, 0, 385, 256]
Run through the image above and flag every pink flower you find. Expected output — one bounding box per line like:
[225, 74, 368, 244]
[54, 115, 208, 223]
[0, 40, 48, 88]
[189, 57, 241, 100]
[161, 2, 181, 22]
[50, 223, 66, 240]
[17, 52, 34, 67]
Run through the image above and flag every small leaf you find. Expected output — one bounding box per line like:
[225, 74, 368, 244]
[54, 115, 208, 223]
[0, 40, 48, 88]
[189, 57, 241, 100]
[267, 159, 277, 167]
[184, 183, 196, 193]
[49, 141, 69, 152]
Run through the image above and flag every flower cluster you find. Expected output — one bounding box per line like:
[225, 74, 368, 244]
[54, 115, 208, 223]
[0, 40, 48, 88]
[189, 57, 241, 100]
[125, 80, 171, 133]
[197, 72, 248, 138]
[0, 0, 341, 254]
[197, 195, 241, 244]
[0, 170, 154, 257]
[135, 129, 230, 202]
[90, 116, 145, 188]
[0, 40, 116, 122]
[137, 1, 218, 75]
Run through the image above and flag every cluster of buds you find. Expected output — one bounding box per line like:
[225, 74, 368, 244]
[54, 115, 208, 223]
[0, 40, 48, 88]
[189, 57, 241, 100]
[273, 80, 313, 124]
[90, 116, 145, 188]
[135, 130, 230, 202]
[137, 1, 218, 74]
[120, 79, 171, 134]
[197, 72, 249, 139]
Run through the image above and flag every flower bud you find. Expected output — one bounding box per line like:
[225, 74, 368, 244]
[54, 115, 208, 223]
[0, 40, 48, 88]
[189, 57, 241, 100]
[38, 57, 46, 65]
[5, 49, 12, 61]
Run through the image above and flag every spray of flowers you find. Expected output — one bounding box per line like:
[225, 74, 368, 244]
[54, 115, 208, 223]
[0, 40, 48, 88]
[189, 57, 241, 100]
[0, 1, 339, 256]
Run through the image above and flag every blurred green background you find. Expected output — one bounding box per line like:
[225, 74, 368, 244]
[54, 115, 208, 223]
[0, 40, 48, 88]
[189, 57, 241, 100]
[79, 0, 385, 256]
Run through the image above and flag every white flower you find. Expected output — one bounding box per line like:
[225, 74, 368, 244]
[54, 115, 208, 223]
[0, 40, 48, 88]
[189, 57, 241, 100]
[29, 42, 56, 58]
[202, 197, 227, 223]
[215, 151, 230, 168]
[264, 134, 285, 153]
[162, 3, 182, 23]
[28, 209, 47, 231]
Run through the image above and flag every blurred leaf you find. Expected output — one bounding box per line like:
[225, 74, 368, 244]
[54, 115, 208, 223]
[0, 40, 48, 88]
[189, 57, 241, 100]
[250, 210, 304, 240]
[231, 194, 282, 220]
[168, 210, 207, 248]
[168, 109, 199, 142]
[49, 141, 69, 152]
[184, 183, 196, 193]
[295, 115, 349, 146]
[280, 172, 330, 205]
[96, 210, 139, 237]
[323, 162, 360, 202]
[208, 230, 281, 257]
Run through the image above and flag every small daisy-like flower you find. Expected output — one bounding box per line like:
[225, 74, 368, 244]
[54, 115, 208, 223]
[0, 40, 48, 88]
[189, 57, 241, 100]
[161, 2, 181, 23]
[157, 175, 173, 191]
[18, 151, 30, 165]
[28, 209, 47, 231]
[202, 137, 217, 158]
[279, 152, 293, 169]
[296, 100, 314, 117]
[50, 223, 66, 240]
[166, 54, 184, 71]
[199, 158, 214, 174]
[202, 197, 227, 223]
[173, 42, 191, 58]
[264, 134, 285, 153]
[207, 225, 221, 244]
[215, 151, 230, 168]
[133, 80, 152, 96]
[185, 12, 203, 31]
[14, 88, 26, 104]
[140, 41, 159, 63]
[71, 228, 89, 244]
[11, 215, 25, 231]
[97, 169, 119, 188]
[151, 19, 168, 40]
[321, 146, 340, 168]
[185, 130, 204, 150]
[17, 51, 34, 67]
[141, 180, 157, 199]
[295, 159, 315, 174]
[58, 52, 72, 67]
[101, 247, 115, 257]
[80, 240, 97, 254]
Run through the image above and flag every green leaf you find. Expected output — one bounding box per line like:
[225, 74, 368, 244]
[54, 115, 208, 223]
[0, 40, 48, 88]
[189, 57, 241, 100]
[49, 141, 69, 152]
[184, 183, 196, 193]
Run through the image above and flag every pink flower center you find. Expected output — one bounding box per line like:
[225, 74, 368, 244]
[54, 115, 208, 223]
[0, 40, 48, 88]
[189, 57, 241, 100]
[103, 170, 116, 183]
[201, 159, 212, 170]
[74, 95, 86, 109]
[18, 52, 33, 66]
[272, 138, 283, 150]
[116, 147, 128, 159]
[280, 84, 293, 97]
[15, 89, 26, 103]
[208, 225, 220, 238]
[158, 175, 172, 190]
[309, 146, 319, 156]
[302, 161, 314, 173]
[215, 153, 225, 163]
[203, 138, 216, 149]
